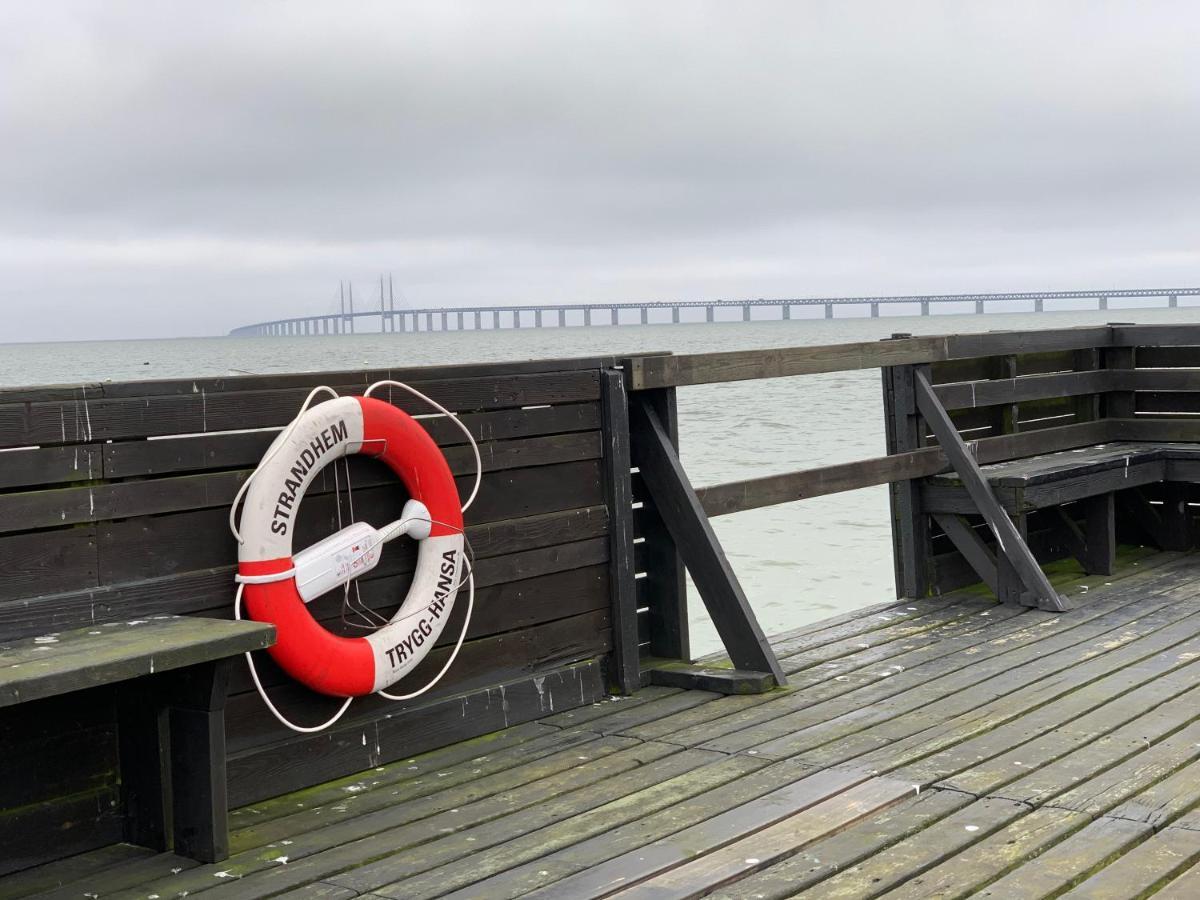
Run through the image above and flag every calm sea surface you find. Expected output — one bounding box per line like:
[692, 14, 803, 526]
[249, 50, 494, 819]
[4, 305, 1197, 655]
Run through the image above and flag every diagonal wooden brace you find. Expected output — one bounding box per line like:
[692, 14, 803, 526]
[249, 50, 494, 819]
[913, 369, 1069, 612]
[630, 395, 786, 685]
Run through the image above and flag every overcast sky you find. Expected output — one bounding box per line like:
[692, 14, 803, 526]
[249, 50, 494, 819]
[1, 2, 1197, 341]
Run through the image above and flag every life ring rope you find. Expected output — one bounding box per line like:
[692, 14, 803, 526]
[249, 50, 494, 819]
[228, 378, 483, 734]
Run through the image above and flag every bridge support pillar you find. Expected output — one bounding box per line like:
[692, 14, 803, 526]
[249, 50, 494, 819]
[585, 309, 592, 326]
[672, 308, 680, 324]
[705, 306, 714, 323]
[456, 312, 464, 330]
[870, 302, 880, 318]
[610, 307, 618, 325]
[782, 304, 791, 320]
[920, 300, 930, 316]
[742, 305, 751, 322]
[558, 309, 565, 327]
[1170, 294, 1178, 308]
[440, 312, 448, 331]
[473, 311, 481, 330]
[535, 309, 543, 327]
[640, 307, 649, 324]
[491, 311, 498, 329]
[426, 313, 434, 331]
[975, 300, 984, 314]
[824, 303, 833, 320]
[1099, 296, 1108, 310]
[1035, 299, 1044, 312]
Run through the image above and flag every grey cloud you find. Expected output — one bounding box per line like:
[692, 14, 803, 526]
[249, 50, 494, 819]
[1, 1, 1198, 339]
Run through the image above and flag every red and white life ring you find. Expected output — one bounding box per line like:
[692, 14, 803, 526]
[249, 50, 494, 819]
[236, 395, 464, 697]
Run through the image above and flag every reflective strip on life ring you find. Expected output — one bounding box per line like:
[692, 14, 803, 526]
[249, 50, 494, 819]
[237, 396, 465, 697]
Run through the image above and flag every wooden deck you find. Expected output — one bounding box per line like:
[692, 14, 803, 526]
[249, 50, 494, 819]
[8, 548, 1200, 899]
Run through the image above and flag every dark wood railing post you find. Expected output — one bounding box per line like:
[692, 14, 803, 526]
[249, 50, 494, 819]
[882, 349, 931, 599]
[632, 386, 691, 664]
[600, 368, 641, 694]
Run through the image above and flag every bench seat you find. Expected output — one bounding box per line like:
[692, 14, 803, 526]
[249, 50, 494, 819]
[919, 441, 1200, 596]
[0, 615, 272, 707]
[0, 616, 273, 865]
[923, 442, 1200, 514]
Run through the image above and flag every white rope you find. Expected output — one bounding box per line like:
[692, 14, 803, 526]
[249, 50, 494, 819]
[363, 380, 483, 512]
[234, 583, 354, 733]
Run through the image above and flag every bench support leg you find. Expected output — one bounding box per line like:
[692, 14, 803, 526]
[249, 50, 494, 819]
[1118, 487, 1187, 551]
[932, 513, 998, 596]
[913, 369, 1067, 612]
[1158, 485, 1192, 551]
[117, 683, 170, 850]
[1084, 494, 1117, 573]
[168, 659, 233, 863]
[1050, 497, 1115, 576]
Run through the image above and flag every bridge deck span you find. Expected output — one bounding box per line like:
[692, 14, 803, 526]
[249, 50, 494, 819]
[230, 287, 1200, 336]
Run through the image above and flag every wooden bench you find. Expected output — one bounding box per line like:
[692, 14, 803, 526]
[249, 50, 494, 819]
[921, 441, 1200, 603]
[0, 616, 273, 864]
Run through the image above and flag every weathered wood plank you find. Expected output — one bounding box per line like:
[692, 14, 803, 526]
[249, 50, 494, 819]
[0, 431, 602, 534]
[1057, 824, 1200, 899]
[972, 816, 1150, 899]
[227, 659, 607, 805]
[95, 459, 603, 584]
[599, 370, 639, 694]
[627, 327, 1113, 390]
[933, 369, 1110, 411]
[100, 401, 602, 479]
[0, 370, 602, 447]
[0, 616, 272, 707]
[606, 775, 912, 898]
[0, 444, 103, 490]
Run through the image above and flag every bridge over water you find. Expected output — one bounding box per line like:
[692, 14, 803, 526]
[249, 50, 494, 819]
[229, 287, 1200, 336]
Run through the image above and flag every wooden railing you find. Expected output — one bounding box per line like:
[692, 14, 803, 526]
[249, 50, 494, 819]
[620, 323, 1200, 684]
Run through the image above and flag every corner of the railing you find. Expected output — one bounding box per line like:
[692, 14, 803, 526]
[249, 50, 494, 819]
[619, 351, 674, 392]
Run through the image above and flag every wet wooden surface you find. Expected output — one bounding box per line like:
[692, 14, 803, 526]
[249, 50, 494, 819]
[8, 549, 1200, 898]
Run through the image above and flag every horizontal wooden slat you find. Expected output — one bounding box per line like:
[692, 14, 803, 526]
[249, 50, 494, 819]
[934, 371, 1110, 410]
[0, 371, 601, 448]
[0, 510, 609, 640]
[231, 564, 609, 695]
[690, 420, 1113, 517]
[67, 356, 622, 401]
[1133, 347, 1200, 368]
[1113, 325, 1200, 347]
[0, 527, 98, 603]
[101, 401, 601, 479]
[0, 431, 602, 534]
[226, 658, 607, 805]
[0, 445, 103, 490]
[93, 461, 603, 585]
[1136, 393, 1200, 414]
[628, 327, 1114, 390]
[224, 610, 612, 754]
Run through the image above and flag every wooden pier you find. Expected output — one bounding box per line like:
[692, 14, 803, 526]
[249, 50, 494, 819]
[4, 323, 1200, 896]
[6, 550, 1200, 898]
